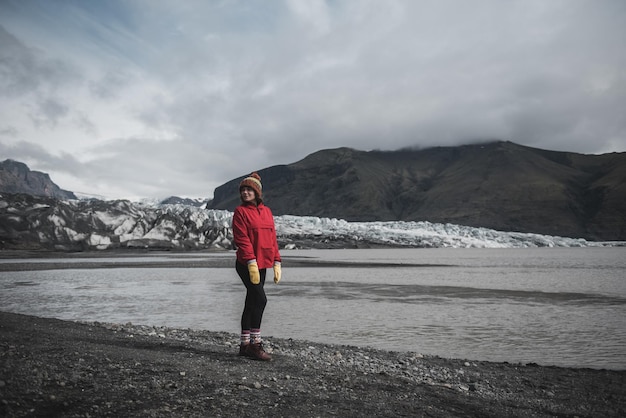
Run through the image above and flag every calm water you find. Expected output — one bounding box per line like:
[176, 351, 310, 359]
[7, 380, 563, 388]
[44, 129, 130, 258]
[1, 247, 625, 369]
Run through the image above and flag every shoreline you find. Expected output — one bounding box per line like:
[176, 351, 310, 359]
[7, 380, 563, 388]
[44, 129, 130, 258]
[1, 249, 624, 372]
[0, 248, 449, 272]
[1, 311, 625, 417]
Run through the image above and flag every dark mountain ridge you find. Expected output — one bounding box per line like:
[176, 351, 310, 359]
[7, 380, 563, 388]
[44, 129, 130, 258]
[209, 141, 626, 241]
[0, 159, 76, 200]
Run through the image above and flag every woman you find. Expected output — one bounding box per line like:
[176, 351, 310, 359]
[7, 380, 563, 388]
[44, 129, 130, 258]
[232, 172, 282, 361]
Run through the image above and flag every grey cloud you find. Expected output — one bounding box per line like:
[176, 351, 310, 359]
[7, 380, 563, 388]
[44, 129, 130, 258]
[82, 138, 227, 198]
[0, 140, 84, 175]
[0, 138, 216, 199]
[0, 24, 91, 136]
[159, 1, 624, 158]
[29, 98, 69, 129]
[0, 126, 18, 137]
[88, 68, 134, 100]
[73, 113, 98, 137]
[0, 25, 79, 98]
[0, 25, 39, 97]
[1, 1, 624, 200]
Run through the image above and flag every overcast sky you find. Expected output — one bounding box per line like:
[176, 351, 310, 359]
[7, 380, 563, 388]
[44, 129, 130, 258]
[1, 0, 624, 200]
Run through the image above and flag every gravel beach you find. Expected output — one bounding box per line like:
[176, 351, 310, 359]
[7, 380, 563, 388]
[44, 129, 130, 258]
[1, 310, 625, 417]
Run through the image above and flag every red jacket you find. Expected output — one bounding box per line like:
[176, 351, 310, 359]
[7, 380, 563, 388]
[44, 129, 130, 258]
[232, 202, 281, 269]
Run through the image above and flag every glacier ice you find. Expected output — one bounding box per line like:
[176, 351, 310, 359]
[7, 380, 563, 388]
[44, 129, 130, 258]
[0, 194, 619, 251]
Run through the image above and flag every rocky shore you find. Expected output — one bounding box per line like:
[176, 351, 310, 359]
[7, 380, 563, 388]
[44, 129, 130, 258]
[1, 311, 624, 417]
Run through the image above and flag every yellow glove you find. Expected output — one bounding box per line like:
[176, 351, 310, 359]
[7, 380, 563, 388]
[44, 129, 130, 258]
[273, 262, 282, 284]
[247, 261, 260, 285]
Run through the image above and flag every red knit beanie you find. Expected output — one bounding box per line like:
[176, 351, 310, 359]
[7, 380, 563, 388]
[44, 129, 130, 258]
[239, 172, 262, 200]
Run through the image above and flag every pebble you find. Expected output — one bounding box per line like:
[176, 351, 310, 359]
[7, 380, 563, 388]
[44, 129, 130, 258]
[79, 320, 491, 397]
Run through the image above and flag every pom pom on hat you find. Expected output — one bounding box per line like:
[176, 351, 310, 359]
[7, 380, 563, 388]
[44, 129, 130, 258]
[239, 172, 263, 200]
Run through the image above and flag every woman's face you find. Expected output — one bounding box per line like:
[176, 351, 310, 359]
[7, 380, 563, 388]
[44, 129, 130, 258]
[240, 186, 256, 203]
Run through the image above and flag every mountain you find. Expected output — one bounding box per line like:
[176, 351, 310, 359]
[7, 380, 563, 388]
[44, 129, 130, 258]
[0, 159, 76, 200]
[209, 141, 626, 241]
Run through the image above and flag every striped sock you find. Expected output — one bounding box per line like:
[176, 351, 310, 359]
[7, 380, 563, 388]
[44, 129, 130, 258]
[250, 328, 261, 344]
[240, 330, 250, 345]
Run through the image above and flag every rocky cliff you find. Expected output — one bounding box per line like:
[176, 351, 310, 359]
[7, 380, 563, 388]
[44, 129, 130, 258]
[0, 159, 76, 200]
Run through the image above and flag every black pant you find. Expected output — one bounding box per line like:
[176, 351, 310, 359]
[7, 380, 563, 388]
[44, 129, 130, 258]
[236, 261, 267, 330]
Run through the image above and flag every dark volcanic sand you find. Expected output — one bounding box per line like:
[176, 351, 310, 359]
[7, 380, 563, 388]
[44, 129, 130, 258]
[1, 311, 624, 417]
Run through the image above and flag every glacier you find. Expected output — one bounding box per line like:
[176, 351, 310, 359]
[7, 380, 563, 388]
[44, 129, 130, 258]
[136, 204, 623, 249]
[273, 214, 606, 249]
[0, 193, 619, 251]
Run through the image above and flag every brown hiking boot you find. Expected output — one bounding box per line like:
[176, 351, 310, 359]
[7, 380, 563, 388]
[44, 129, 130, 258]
[247, 342, 272, 361]
[239, 343, 251, 357]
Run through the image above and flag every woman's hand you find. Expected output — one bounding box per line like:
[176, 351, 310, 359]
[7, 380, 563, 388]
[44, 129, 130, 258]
[247, 261, 260, 284]
[273, 262, 282, 284]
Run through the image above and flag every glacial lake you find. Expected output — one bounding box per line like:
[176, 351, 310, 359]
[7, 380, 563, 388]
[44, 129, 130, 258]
[1, 247, 624, 370]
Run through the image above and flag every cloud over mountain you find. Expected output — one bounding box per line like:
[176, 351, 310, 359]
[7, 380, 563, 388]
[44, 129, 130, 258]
[1, 1, 624, 200]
